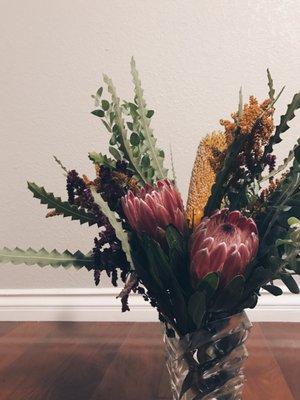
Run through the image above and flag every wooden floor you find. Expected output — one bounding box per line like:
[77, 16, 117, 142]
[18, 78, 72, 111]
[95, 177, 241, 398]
[0, 322, 298, 399]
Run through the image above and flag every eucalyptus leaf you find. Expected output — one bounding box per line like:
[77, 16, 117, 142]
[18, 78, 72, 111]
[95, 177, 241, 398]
[101, 99, 110, 111]
[91, 109, 105, 118]
[109, 146, 122, 160]
[130, 132, 140, 146]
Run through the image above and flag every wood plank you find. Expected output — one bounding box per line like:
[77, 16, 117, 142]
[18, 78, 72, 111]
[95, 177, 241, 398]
[91, 322, 165, 400]
[0, 322, 297, 400]
[261, 322, 300, 400]
[243, 324, 294, 400]
[3, 322, 133, 400]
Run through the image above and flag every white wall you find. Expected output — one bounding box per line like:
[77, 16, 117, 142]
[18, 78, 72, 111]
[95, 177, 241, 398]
[0, 0, 299, 290]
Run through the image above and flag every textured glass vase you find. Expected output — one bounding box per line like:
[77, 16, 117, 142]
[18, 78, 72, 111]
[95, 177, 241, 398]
[164, 312, 252, 400]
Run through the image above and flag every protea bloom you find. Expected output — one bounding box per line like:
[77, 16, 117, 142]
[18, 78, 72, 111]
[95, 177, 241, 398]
[121, 179, 186, 241]
[190, 209, 259, 285]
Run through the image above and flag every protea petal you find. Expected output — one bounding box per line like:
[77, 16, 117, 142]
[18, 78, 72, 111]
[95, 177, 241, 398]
[122, 179, 186, 242]
[192, 248, 211, 280]
[209, 242, 227, 270]
[190, 209, 259, 285]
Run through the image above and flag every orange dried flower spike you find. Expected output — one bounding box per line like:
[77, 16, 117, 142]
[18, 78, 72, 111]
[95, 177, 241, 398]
[186, 131, 229, 226]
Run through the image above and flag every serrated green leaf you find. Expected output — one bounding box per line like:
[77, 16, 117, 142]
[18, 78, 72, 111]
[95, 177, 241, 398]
[237, 86, 243, 121]
[88, 152, 116, 168]
[188, 291, 206, 328]
[267, 69, 275, 101]
[53, 155, 68, 174]
[90, 187, 133, 267]
[130, 57, 168, 180]
[276, 93, 300, 136]
[91, 109, 105, 118]
[0, 247, 93, 269]
[27, 182, 97, 226]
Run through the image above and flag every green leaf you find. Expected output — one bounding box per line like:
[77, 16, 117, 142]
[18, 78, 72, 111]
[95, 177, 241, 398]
[90, 187, 133, 268]
[0, 248, 93, 269]
[142, 235, 189, 333]
[130, 57, 168, 180]
[197, 272, 219, 301]
[280, 273, 299, 294]
[267, 69, 275, 101]
[263, 284, 283, 296]
[109, 146, 122, 160]
[101, 99, 110, 111]
[88, 152, 116, 168]
[245, 267, 272, 292]
[101, 119, 112, 133]
[130, 132, 140, 146]
[188, 291, 206, 328]
[237, 86, 243, 120]
[91, 109, 105, 118]
[53, 155, 68, 174]
[214, 275, 245, 311]
[96, 87, 103, 97]
[147, 110, 154, 118]
[275, 93, 300, 137]
[27, 182, 97, 226]
[127, 122, 134, 131]
[165, 225, 184, 253]
[141, 154, 150, 168]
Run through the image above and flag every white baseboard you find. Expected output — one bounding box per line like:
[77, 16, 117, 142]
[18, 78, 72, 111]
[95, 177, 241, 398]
[0, 287, 298, 322]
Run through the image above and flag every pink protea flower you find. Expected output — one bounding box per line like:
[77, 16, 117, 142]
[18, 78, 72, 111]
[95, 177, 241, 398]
[121, 179, 186, 241]
[190, 209, 259, 285]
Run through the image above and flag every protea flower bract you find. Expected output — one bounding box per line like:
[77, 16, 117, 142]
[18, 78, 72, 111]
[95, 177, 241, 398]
[121, 179, 186, 241]
[190, 209, 259, 285]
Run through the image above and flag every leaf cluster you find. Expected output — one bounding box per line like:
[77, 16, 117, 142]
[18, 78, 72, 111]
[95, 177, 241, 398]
[90, 59, 168, 184]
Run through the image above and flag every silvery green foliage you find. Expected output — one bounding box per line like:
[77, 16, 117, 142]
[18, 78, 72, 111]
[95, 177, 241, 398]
[90, 187, 133, 268]
[277, 218, 300, 275]
[130, 57, 168, 181]
[90, 61, 168, 184]
[0, 248, 93, 269]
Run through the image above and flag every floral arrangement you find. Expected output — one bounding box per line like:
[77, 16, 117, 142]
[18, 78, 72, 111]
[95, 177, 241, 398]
[0, 60, 299, 397]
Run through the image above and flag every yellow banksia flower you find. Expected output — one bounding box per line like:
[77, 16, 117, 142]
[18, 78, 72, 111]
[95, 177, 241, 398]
[186, 131, 230, 226]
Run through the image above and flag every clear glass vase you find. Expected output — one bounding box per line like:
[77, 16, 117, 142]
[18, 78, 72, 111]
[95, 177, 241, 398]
[164, 312, 252, 400]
